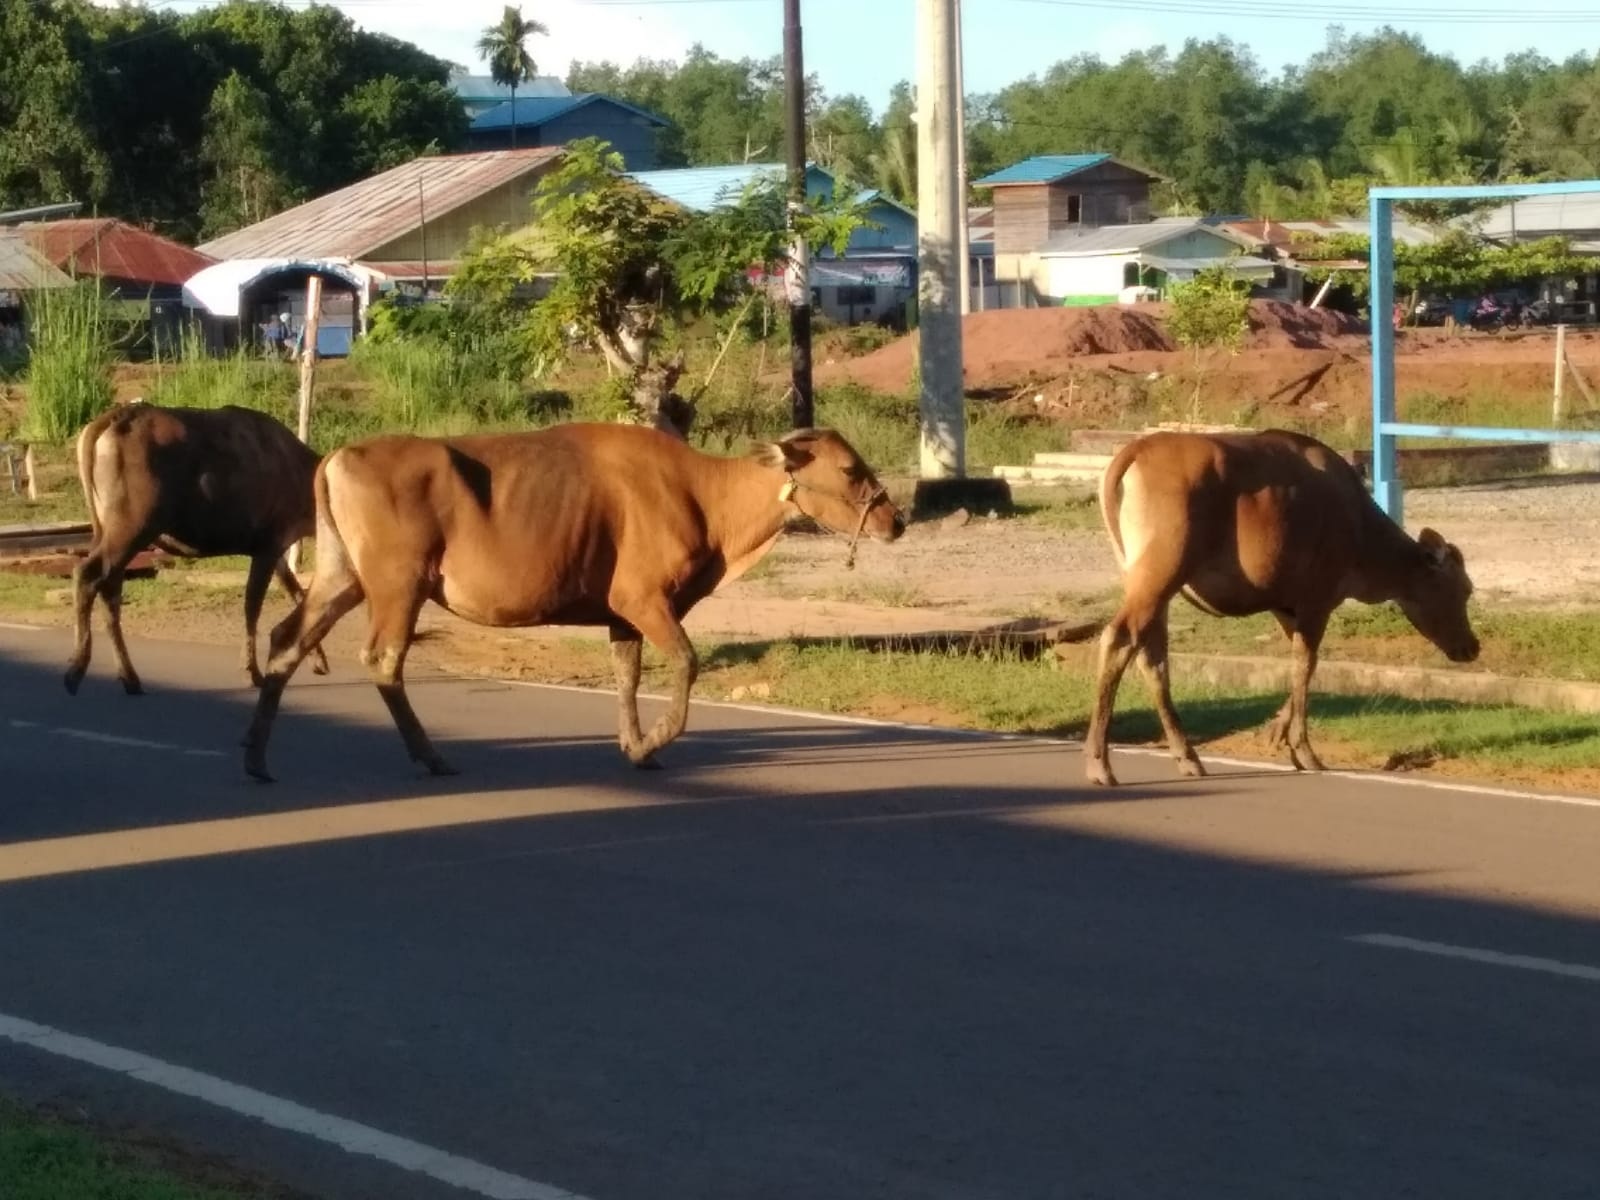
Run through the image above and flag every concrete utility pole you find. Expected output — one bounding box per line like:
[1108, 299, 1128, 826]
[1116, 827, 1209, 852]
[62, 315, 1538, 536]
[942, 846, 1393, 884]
[915, 0, 965, 479]
[954, 0, 970, 316]
[783, 0, 814, 428]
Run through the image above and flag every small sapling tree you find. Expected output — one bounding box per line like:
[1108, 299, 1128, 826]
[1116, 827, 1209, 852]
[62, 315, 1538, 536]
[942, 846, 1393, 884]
[1166, 260, 1252, 420]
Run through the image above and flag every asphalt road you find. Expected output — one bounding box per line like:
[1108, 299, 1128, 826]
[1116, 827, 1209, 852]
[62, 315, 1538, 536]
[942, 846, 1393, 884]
[1, 621, 1598, 1200]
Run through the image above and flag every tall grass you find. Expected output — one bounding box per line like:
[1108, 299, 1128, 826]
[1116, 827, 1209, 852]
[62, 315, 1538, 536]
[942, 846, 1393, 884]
[20, 284, 116, 443]
[349, 335, 527, 432]
[145, 325, 295, 421]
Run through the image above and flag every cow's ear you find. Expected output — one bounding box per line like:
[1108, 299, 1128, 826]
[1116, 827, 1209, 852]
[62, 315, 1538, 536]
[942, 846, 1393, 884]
[1418, 527, 1460, 567]
[752, 436, 815, 472]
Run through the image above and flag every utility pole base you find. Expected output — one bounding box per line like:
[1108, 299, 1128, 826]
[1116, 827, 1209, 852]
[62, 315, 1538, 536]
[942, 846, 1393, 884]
[911, 476, 1013, 522]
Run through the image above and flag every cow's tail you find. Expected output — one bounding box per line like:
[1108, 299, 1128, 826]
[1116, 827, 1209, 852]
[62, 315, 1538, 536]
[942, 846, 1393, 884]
[75, 415, 110, 541]
[309, 451, 354, 585]
[1097, 442, 1137, 573]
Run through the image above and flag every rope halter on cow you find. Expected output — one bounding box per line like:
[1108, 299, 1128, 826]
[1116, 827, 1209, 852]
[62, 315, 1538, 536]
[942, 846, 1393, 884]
[779, 474, 892, 571]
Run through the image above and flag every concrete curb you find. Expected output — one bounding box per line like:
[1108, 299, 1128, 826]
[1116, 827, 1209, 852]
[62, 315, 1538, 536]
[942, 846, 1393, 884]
[1051, 642, 1600, 714]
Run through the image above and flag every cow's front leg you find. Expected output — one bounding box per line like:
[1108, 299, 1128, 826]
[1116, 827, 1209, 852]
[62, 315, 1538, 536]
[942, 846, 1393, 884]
[611, 599, 697, 767]
[608, 623, 654, 767]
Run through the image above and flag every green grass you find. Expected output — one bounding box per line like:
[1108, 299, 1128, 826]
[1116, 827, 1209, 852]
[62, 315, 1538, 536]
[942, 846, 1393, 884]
[18, 284, 117, 444]
[0, 1100, 255, 1200]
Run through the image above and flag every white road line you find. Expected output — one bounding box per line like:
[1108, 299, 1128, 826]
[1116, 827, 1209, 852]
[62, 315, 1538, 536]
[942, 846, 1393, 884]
[1348, 933, 1600, 983]
[0, 1010, 596, 1200]
[35, 723, 226, 758]
[494, 679, 1599, 809]
[0, 621, 43, 632]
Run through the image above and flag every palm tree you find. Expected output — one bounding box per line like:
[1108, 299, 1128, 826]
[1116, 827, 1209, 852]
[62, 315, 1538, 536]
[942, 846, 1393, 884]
[477, 5, 548, 150]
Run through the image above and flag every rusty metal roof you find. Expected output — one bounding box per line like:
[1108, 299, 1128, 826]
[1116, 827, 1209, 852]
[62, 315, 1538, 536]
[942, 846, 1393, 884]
[0, 233, 74, 291]
[197, 148, 564, 262]
[22, 218, 213, 287]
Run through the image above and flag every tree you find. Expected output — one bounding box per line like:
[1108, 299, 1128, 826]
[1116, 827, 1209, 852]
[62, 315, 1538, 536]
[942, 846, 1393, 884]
[449, 139, 864, 436]
[198, 71, 294, 238]
[477, 4, 547, 150]
[1166, 261, 1252, 416]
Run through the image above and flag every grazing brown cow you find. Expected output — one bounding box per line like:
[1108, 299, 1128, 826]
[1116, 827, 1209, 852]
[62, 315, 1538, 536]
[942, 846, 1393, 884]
[241, 422, 905, 781]
[65, 402, 329, 696]
[1085, 428, 1479, 787]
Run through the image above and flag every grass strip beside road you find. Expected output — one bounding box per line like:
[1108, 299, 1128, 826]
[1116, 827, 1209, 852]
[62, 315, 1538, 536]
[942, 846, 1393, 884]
[0, 1099, 298, 1200]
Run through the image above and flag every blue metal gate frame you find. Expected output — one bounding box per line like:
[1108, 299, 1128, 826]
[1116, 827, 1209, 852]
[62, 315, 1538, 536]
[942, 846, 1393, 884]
[1370, 180, 1600, 525]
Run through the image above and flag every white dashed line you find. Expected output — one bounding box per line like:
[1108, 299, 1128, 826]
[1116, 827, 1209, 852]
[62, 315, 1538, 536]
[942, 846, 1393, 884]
[0, 1011, 596, 1200]
[26, 723, 226, 758]
[1348, 933, 1600, 983]
[0, 621, 43, 632]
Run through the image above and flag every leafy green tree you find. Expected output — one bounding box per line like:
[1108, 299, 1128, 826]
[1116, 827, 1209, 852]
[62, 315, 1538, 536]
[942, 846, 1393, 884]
[199, 70, 294, 238]
[450, 139, 863, 435]
[477, 4, 548, 149]
[0, 0, 107, 209]
[1166, 261, 1252, 415]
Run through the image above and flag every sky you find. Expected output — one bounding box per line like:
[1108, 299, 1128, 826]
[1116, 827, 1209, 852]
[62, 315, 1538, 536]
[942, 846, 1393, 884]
[130, 0, 1600, 114]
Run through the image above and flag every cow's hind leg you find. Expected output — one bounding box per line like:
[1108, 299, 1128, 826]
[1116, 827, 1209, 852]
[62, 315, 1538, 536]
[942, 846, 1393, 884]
[64, 546, 105, 695]
[1085, 550, 1184, 787]
[610, 598, 697, 767]
[65, 529, 147, 696]
[99, 568, 142, 695]
[1135, 610, 1204, 778]
[271, 556, 329, 677]
[242, 559, 362, 782]
[362, 580, 453, 777]
[608, 623, 653, 767]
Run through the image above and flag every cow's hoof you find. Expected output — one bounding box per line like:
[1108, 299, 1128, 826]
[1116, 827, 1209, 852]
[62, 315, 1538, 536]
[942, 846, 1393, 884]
[310, 656, 330, 677]
[424, 757, 459, 777]
[1084, 759, 1118, 787]
[63, 670, 84, 696]
[1289, 746, 1326, 773]
[1178, 755, 1206, 778]
[631, 753, 662, 771]
[244, 755, 275, 784]
[247, 669, 265, 690]
[120, 676, 144, 696]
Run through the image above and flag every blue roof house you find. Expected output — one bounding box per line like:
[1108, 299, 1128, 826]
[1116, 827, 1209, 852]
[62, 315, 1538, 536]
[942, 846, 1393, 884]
[627, 163, 919, 325]
[467, 94, 672, 170]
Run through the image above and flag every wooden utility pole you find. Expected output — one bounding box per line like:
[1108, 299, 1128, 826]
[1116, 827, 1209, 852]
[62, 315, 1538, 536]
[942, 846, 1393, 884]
[783, 0, 814, 428]
[1554, 322, 1567, 424]
[287, 275, 322, 575]
[915, 0, 965, 478]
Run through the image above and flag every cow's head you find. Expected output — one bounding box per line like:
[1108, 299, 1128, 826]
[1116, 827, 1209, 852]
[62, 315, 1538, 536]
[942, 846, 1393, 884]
[1397, 527, 1480, 663]
[757, 428, 906, 543]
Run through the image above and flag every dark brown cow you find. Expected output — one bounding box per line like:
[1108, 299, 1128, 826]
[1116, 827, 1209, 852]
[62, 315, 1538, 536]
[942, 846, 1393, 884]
[242, 422, 905, 781]
[65, 402, 329, 696]
[1086, 428, 1480, 787]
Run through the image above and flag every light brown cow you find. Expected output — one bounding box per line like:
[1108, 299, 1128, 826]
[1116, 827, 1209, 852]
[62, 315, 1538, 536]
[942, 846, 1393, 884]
[241, 422, 905, 781]
[1085, 428, 1479, 787]
[65, 402, 329, 696]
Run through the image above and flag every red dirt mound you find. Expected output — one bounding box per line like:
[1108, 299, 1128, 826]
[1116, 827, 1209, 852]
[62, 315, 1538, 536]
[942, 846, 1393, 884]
[817, 305, 1176, 394]
[816, 300, 1367, 394]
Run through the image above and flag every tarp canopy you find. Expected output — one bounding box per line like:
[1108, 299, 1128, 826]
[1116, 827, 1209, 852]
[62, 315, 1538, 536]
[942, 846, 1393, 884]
[182, 257, 382, 317]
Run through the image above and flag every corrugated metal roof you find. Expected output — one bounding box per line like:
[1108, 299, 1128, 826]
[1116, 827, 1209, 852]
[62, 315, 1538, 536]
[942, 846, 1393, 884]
[470, 93, 669, 131]
[629, 162, 791, 211]
[1472, 193, 1600, 240]
[450, 72, 570, 102]
[198, 147, 564, 261]
[1226, 217, 1441, 249]
[1039, 217, 1216, 256]
[974, 154, 1112, 187]
[22, 218, 212, 287]
[0, 233, 74, 291]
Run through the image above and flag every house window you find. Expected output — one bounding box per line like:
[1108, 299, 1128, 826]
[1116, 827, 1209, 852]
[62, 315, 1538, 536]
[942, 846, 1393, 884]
[1123, 262, 1141, 288]
[835, 285, 876, 307]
